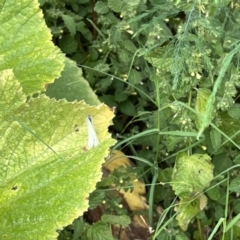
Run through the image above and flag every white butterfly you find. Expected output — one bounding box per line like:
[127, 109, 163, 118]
[86, 115, 99, 148]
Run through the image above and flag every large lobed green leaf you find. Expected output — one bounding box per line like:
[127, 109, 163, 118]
[0, 69, 116, 239]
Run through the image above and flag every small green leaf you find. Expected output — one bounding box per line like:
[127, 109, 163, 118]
[229, 177, 240, 192]
[214, 205, 225, 221]
[233, 200, 240, 214]
[166, 136, 184, 152]
[59, 35, 78, 54]
[88, 190, 105, 210]
[76, 21, 90, 36]
[206, 184, 220, 201]
[61, 14, 76, 37]
[109, 26, 122, 43]
[94, 1, 109, 14]
[126, 0, 141, 7]
[108, 0, 123, 12]
[119, 100, 136, 116]
[144, 46, 173, 71]
[158, 168, 173, 183]
[94, 63, 110, 74]
[72, 218, 84, 240]
[210, 128, 222, 151]
[118, 49, 131, 63]
[99, 95, 117, 108]
[115, 90, 128, 102]
[233, 154, 240, 164]
[212, 153, 233, 175]
[123, 40, 138, 53]
[128, 69, 143, 85]
[171, 154, 214, 199]
[87, 222, 115, 240]
[89, 48, 99, 61]
[102, 214, 131, 227]
[228, 104, 240, 120]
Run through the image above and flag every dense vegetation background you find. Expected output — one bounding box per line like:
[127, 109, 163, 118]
[39, 0, 240, 239]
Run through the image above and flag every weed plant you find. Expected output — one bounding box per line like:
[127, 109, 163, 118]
[40, 0, 240, 239]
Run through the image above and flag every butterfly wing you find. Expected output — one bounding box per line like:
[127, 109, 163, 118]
[86, 115, 100, 148]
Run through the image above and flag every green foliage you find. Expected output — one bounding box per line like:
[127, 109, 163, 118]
[35, 0, 240, 239]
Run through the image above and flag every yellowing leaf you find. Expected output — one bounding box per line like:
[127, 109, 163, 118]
[175, 194, 208, 231]
[104, 150, 147, 211]
[199, 194, 208, 210]
[104, 150, 132, 171]
[171, 153, 214, 199]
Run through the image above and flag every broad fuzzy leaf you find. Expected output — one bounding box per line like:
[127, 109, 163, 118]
[46, 58, 100, 105]
[0, 69, 116, 239]
[0, 0, 64, 95]
[171, 153, 214, 199]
